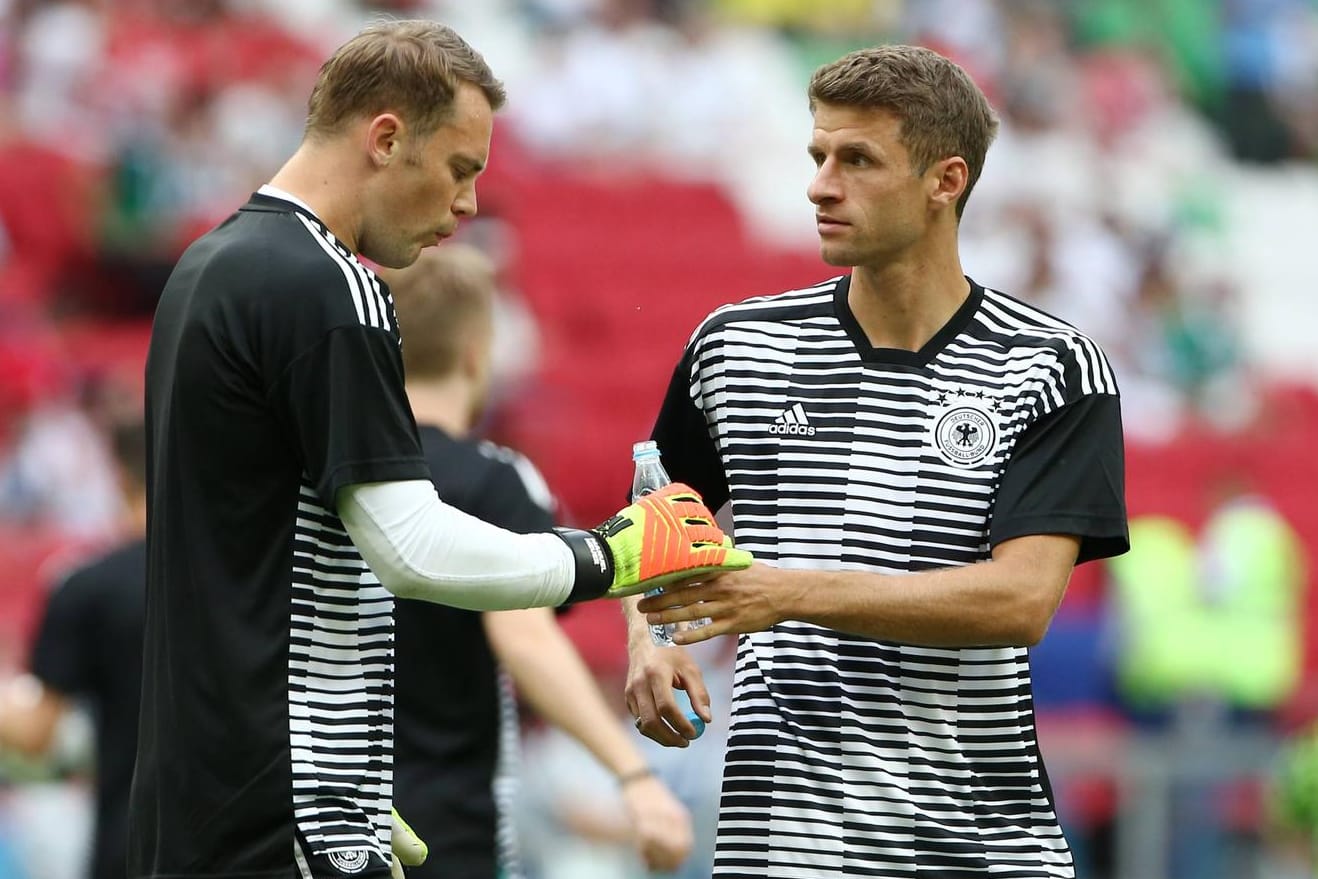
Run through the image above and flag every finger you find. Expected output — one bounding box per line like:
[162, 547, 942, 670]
[672, 620, 721, 646]
[636, 711, 690, 747]
[680, 523, 726, 546]
[646, 839, 687, 873]
[631, 670, 689, 747]
[638, 576, 715, 609]
[678, 669, 712, 723]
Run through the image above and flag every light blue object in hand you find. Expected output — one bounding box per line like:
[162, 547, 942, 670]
[674, 687, 706, 739]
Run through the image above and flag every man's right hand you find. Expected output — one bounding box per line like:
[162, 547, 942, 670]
[625, 634, 710, 747]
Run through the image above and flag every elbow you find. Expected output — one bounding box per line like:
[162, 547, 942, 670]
[378, 570, 421, 601]
[1013, 595, 1063, 647]
[1016, 618, 1050, 648]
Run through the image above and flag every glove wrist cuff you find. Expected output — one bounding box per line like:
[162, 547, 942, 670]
[554, 528, 614, 603]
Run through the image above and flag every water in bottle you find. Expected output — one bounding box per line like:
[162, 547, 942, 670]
[631, 440, 707, 738]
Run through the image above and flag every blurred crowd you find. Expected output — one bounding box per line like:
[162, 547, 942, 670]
[1, 1, 1317, 878]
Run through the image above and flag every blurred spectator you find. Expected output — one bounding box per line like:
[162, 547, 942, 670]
[0, 414, 146, 879]
[1110, 485, 1304, 712]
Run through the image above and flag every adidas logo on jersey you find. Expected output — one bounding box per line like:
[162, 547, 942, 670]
[768, 402, 816, 436]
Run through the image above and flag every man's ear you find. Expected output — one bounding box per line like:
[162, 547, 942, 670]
[927, 156, 968, 211]
[366, 113, 404, 167]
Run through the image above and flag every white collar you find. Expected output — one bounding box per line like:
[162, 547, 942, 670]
[257, 183, 319, 220]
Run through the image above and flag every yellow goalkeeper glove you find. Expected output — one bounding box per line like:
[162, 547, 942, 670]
[556, 483, 753, 601]
[390, 808, 427, 879]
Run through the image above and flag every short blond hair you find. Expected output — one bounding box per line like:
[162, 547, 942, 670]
[305, 20, 506, 140]
[809, 45, 998, 218]
[386, 245, 496, 380]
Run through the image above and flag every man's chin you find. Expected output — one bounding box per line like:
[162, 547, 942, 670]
[818, 246, 860, 268]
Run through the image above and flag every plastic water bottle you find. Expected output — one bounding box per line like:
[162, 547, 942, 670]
[631, 440, 707, 738]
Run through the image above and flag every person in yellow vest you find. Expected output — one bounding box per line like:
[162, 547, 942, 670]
[1109, 490, 1304, 711]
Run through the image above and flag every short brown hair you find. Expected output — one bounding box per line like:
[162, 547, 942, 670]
[386, 245, 496, 380]
[809, 45, 998, 218]
[305, 19, 506, 140]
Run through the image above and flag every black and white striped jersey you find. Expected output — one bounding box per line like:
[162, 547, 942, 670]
[651, 275, 1128, 878]
[133, 189, 430, 879]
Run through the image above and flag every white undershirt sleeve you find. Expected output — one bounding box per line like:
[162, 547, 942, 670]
[337, 480, 576, 610]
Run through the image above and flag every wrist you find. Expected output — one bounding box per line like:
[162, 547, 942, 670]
[553, 528, 614, 603]
[616, 766, 655, 787]
[621, 597, 655, 646]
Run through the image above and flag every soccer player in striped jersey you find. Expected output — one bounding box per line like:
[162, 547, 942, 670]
[628, 45, 1130, 878]
[130, 21, 745, 879]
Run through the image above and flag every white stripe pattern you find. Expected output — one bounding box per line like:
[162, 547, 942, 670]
[288, 480, 393, 862]
[685, 279, 1116, 878]
[293, 214, 393, 332]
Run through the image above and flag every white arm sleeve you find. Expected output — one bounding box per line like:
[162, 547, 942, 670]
[338, 480, 576, 610]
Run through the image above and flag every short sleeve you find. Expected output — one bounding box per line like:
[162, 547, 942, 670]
[275, 324, 429, 507]
[989, 393, 1129, 564]
[28, 575, 93, 698]
[650, 346, 729, 511]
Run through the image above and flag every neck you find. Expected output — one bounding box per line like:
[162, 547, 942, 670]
[406, 377, 475, 438]
[847, 228, 969, 351]
[268, 140, 364, 252]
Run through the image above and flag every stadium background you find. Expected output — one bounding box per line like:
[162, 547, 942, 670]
[0, 0, 1316, 877]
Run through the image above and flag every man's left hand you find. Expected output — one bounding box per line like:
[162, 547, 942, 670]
[636, 562, 794, 644]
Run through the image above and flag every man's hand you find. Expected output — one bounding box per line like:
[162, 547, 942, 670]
[389, 808, 427, 879]
[558, 483, 752, 602]
[620, 773, 694, 872]
[625, 636, 710, 747]
[636, 562, 791, 644]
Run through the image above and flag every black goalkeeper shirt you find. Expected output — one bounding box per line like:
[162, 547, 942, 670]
[131, 190, 430, 879]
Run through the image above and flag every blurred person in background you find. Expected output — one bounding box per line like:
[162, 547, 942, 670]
[0, 415, 147, 879]
[131, 18, 743, 879]
[1107, 473, 1306, 879]
[1266, 721, 1318, 878]
[381, 244, 693, 878]
[630, 44, 1128, 878]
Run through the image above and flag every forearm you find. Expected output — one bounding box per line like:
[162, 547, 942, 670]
[792, 562, 1063, 647]
[487, 610, 649, 778]
[655, 536, 1080, 648]
[339, 481, 583, 610]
